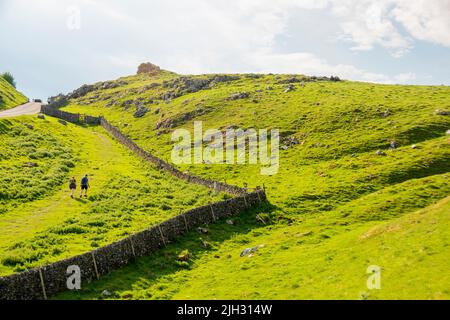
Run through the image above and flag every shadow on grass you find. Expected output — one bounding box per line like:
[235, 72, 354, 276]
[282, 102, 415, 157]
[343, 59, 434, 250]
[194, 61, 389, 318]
[53, 202, 278, 300]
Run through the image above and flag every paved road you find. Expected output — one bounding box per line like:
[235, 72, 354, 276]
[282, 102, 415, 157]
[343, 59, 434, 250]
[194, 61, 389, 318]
[0, 102, 42, 118]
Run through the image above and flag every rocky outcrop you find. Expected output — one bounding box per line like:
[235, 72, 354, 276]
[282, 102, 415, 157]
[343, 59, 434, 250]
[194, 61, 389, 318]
[160, 75, 240, 102]
[133, 106, 149, 118]
[154, 107, 212, 130]
[137, 62, 161, 75]
[227, 92, 250, 100]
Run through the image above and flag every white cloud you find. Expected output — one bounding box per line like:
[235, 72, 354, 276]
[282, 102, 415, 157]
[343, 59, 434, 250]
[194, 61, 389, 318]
[247, 51, 416, 84]
[391, 0, 450, 47]
[329, 0, 450, 57]
[0, 0, 447, 99]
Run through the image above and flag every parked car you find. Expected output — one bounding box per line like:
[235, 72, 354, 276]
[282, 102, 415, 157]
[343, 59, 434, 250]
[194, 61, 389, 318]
[33, 98, 42, 103]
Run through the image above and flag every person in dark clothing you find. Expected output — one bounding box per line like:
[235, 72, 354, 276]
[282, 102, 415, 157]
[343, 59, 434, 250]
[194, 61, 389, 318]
[69, 177, 76, 198]
[80, 174, 89, 198]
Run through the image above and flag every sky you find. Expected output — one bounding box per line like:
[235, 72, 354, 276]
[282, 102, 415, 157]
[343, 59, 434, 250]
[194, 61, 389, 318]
[0, 0, 449, 99]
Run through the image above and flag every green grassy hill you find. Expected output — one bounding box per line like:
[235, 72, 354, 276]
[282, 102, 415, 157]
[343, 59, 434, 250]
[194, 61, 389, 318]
[0, 116, 224, 275]
[0, 76, 28, 110]
[55, 69, 450, 299]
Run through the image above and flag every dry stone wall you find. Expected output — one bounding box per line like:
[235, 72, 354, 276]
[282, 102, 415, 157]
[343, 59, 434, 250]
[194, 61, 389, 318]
[0, 107, 267, 300]
[0, 191, 266, 300]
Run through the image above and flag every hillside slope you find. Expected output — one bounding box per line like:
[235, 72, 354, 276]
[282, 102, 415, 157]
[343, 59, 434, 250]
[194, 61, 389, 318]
[0, 77, 27, 110]
[54, 69, 450, 299]
[0, 116, 224, 275]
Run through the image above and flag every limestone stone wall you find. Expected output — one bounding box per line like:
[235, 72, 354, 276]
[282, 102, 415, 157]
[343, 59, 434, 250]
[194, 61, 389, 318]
[0, 190, 266, 300]
[4, 107, 269, 300]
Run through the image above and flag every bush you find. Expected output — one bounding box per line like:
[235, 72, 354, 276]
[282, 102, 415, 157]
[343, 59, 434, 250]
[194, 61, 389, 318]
[1, 72, 16, 88]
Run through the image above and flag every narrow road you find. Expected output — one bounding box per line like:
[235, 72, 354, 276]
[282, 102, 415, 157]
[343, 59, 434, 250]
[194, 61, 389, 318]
[0, 102, 41, 118]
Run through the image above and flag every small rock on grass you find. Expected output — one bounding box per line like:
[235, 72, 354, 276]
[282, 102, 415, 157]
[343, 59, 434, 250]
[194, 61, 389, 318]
[197, 227, 208, 234]
[375, 150, 385, 156]
[435, 109, 450, 116]
[240, 244, 265, 257]
[101, 290, 112, 297]
[23, 162, 38, 167]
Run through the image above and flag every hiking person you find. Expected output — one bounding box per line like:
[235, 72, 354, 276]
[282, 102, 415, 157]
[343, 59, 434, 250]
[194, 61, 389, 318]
[69, 176, 76, 198]
[80, 174, 89, 198]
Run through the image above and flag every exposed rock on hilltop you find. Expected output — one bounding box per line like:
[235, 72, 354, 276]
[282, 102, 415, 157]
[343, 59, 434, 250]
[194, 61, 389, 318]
[137, 62, 161, 75]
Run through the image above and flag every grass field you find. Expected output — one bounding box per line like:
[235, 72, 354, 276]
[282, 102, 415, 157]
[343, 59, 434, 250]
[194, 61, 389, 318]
[0, 76, 28, 110]
[3, 69, 448, 299]
[0, 115, 224, 275]
[54, 70, 450, 299]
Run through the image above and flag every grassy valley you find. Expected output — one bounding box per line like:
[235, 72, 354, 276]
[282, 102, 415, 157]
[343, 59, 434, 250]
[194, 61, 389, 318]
[48, 69, 450, 299]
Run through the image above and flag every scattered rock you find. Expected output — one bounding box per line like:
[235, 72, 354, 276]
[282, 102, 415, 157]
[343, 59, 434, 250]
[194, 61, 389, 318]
[411, 144, 418, 149]
[282, 136, 300, 146]
[228, 92, 250, 100]
[133, 106, 149, 118]
[197, 227, 209, 234]
[435, 109, 450, 116]
[284, 84, 295, 93]
[23, 162, 38, 168]
[101, 290, 112, 297]
[277, 76, 305, 84]
[37, 114, 45, 119]
[226, 219, 234, 225]
[144, 82, 161, 90]
[446, 129, 450, 135]
[154, 107, 211, 130]
[381, 109, 391, 118]
[281, 145, 289, 150]
[68, 84, 95, 99]
[375, 150, 385, 156]
[389, 140, 398, 149]
[105, 99, 116, 107]
[98, 81, 122, 90]
[58, 119, 67, 126]
[240, 244, 264, 257]
[25, 124, 34, 130]
[47, 94, 68, 108]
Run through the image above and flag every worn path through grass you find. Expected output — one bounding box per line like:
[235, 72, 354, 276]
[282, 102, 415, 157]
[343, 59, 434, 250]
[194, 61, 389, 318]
[0, 116, 223, 275]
